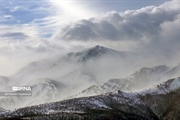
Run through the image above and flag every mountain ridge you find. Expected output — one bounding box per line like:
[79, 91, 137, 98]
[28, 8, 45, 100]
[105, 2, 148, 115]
[0, 45, 136, 110]
[64, 45, 135, 62]
[1, 77, 180, 120]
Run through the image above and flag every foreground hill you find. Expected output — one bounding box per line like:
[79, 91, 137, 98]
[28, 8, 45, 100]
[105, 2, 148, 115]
[0, 77, 179, 120]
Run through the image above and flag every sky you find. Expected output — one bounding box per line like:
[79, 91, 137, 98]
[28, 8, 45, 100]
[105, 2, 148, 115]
[0, 0, 180, 75]
[0, 0, 168, 38]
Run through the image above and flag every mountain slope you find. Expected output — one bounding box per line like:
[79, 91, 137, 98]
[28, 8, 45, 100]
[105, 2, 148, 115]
[2, 46, 180, 111]
[139, 77, 180, 119]
[0, 45, 135, 110]
[165, 64, 180, 78]
[76, 65, 171, 97]
[0, 78, 69, 110]
[65, 45, 135, 62]
[12, 45, 134, 84]
[1, 77, 180, 120]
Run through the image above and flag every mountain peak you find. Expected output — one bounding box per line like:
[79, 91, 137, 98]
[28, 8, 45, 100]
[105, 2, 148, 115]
[75, 45, 109, 62]
[88, 45, 109, 53]
[70, 45, 118, 62]
[94, 45, 104, 50]
[65, 45, 134, 63]
[66, 45, 111, 61]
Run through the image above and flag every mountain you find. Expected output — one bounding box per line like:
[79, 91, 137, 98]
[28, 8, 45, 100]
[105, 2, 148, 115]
[0, 78, 70, 110]
[139, 77, 180, 119]
[65, 45, 135, 62]
[0, 77, 180, 120]
[0, 45, 135, 109]
[24, 78, 68, 106]
[12, 45, 134, 84]
[1, 45, 179, 111]
[75, 65, 171, 97]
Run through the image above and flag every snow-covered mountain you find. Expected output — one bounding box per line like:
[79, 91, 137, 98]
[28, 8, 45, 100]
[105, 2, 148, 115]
[12, 45, 134, 84]
[1, 77, 180, 120]
[0, 45, 136, 109]
[65, 45, 135, 62]
[1, 45, 180, 111]
[75, 65, 172, 97]
[75, 64, 180, 98]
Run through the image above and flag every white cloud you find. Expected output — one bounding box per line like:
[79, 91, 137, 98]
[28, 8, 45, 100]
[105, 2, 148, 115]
[0, 24, 40, 40]
[0, 37, 69, 76]
[53, 0, 180, 43]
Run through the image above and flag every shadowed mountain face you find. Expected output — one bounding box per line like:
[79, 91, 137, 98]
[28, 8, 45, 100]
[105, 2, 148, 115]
[1, 77, 180, 120]
[139, 77, 180, 120]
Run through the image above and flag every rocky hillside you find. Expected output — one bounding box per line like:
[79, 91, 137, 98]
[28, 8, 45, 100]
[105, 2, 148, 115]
[0, 77, 179, 120]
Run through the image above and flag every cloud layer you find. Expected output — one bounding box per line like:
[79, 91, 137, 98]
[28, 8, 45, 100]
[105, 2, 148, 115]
[54, 1, 180, 43]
